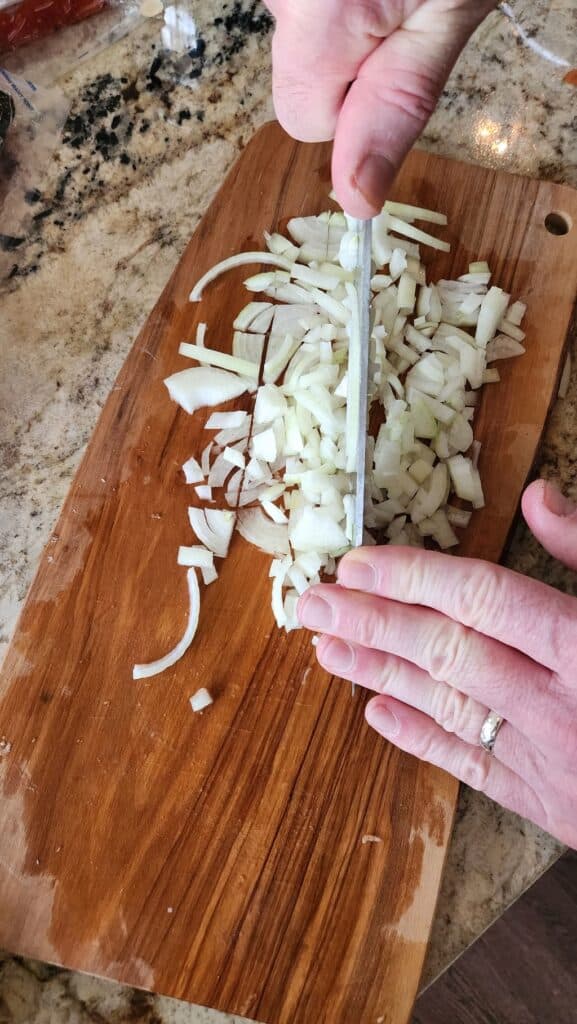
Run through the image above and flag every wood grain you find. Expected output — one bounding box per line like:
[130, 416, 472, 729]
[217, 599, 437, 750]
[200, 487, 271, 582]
[1, 122, 576, 1024]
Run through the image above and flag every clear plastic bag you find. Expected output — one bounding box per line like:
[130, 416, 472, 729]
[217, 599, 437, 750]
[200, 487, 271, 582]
[0, 1, 202, 273]
[0, 1, 140, 270]
[0, 2, 142, 82]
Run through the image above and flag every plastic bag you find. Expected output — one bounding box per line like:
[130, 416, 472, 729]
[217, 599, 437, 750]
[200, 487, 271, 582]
[0, 0, 110, 51]
[0, 2, 202, 278]
[0, 1, 140, 275]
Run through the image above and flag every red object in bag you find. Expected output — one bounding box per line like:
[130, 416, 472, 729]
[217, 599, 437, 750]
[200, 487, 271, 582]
[0, 0, 107, 50]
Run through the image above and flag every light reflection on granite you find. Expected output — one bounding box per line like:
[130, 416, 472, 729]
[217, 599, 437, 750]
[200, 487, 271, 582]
[0, 0, 575, 1021]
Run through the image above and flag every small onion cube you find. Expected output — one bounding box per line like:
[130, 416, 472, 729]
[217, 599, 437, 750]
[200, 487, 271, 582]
[189, 688, 213, 713]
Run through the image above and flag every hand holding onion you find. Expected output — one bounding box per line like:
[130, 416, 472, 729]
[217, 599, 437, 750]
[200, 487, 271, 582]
[264, 0, 496, 216]
[298, 479, 577, 848]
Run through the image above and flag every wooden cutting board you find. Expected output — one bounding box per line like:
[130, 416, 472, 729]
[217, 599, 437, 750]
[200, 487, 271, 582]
[1, 122, 576, 1024]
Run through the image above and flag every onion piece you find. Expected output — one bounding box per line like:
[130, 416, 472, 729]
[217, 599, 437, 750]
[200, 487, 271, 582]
[499, 319, 526, 342]
[133, 568, 200, 680]
[190, 687, 213, 712]
[289, 506, 348, 554]
[506, 300, 526, 326]
[178, 546, 214, 569]
[233, 331, 265, 365]
[385, 201, 448, 225]
[446, 505, 472, 528]
[233, 301, 274, 332]
[237, 508, 290, 555]
[182, 456, 203, 484]
[205, 410, 248, 430]
[264, 231, 300, 261]
[201, 443, 213, 476]
[262, 499, 288, 524]
[476, 287, 510, 348]
[486, 336, 526, 362]
[208, 452, 235, 488]
[165, 367, 253, 415]
[214, 423, 250, 447]
[190, 252, 292, 302]
[223, 446, 246, 470]
[201, 563, 218, 586]
[188, 508, 235, 557]
[179, 342, 259, 381]
[388, 215, 450, 253]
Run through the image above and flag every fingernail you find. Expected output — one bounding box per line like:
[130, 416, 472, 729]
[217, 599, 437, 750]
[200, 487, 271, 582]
[544, 482, 575, 517]
[320, 638, 355, 673]
[298, 594, 333, 631]
[339, 558, 376, 592]
[353, 153, 394, 213]
[366, 700, 400, 738]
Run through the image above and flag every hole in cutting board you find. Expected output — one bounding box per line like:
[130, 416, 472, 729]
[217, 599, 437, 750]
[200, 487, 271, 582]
[545, 212, 572, 236]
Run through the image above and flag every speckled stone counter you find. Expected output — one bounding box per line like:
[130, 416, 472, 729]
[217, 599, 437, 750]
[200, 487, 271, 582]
[0, 1, 576, 1021]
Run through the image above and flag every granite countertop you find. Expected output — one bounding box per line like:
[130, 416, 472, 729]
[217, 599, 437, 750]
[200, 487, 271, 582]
[0, 1, 576, 1021]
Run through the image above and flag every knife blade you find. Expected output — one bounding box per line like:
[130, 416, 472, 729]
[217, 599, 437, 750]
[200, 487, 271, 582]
[346, 218, 372, 548]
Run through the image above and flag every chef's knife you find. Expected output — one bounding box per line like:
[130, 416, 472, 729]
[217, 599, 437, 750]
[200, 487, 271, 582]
[348, 218, 372, 548]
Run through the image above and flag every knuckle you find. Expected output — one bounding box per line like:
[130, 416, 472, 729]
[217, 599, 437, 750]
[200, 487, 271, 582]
[550, 714, 577, 768]
[351, 603, 387, 650]
[345, 0, 402, 37]
[374, 655, 403, 695]
[453, 563, 503, 630]
[542, 602, 575, 671]
[402, 554, 428, 604]
[364, 72, 439, 125]
[461, 747, 491, 793]
[431, 684, 474, 739]
[427, 622, 470, 682]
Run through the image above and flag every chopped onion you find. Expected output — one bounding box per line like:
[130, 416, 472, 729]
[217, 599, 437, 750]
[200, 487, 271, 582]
[233, 331, 265, 365]
[201, 563, 218, 586]
[146, 193, 527, 684]
[205, 410, 248, 430]
[251, 427, 277, 463]
[289, 507, 348, 554]
[133, 568, 200, 680]
[165, 367, 253, 415]
[188, 508, 235, 557]
[201, 443, 213, 476]
[486, 336, 526, 362]
[182, 456, 203, 484]
[476, 287, 510, 348]
[207, 452, 234, 488]
[233, 301, 274, 332]
[190, 687, 213, 712]
[179, 342, 259, 381]
[237, 508, 290, 555]
[223, 446, 246, 470]
[385, 201, 447, 226]
[178, 545, 214, 569]
[214, 423, 250, 447]
[506, 300, 526, 326]
[388, 215, 451, 252]
[262, 499, 288, 524]
[190, 252, 292, 301]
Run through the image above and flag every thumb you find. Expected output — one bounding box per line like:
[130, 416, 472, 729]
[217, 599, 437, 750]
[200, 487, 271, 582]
[522, 480, 577, 572]
[332, 2, 495, 216]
